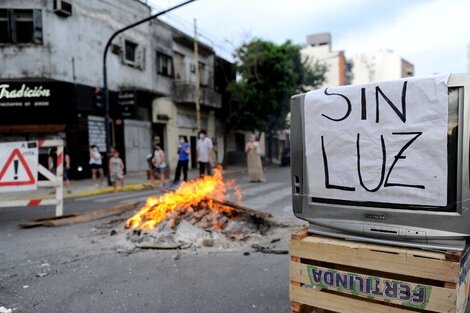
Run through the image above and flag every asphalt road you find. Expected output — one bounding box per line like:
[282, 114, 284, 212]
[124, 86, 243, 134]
[0, 166, 301, 313]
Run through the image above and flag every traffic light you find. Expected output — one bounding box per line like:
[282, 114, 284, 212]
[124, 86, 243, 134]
[92, 87, 104, 108]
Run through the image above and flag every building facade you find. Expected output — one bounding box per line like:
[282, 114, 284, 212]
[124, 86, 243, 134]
[301, 33, 414, 87]
[300, 32, 348, 88]
[349, 50, 414, 84]
[0, 0, 232, 178]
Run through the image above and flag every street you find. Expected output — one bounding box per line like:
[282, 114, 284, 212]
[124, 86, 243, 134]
[0, 166, 304, 313]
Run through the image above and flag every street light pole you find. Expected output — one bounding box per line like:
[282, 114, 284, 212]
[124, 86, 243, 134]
[102, 0, 196, 185]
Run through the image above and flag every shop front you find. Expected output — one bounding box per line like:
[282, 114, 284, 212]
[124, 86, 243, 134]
[0, 79, 108, 179]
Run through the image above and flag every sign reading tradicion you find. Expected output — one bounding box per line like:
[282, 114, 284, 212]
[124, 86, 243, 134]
[304, 74, 449, 206]
[0, 84, 51, 107]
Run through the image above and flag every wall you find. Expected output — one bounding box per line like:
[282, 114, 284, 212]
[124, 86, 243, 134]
[0, 0, 155, 92]
[152, 20, 174, 96]
[350, 50, 412, 84]
[301, 44, 343, 87]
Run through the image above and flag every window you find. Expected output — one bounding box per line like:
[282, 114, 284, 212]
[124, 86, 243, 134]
[0, 9, 42, 44]
[199, 62, 209, 86]
[156, 52, 173, 77]
[124, 40, 137, 63]
[15, 10, 34, 43]
[0, 10, 9, 43]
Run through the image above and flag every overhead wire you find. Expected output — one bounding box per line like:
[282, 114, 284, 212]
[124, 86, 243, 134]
[147, 2, 235, 60]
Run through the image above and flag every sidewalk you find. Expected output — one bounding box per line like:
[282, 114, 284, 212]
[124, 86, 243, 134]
[1, 165, 247, 201]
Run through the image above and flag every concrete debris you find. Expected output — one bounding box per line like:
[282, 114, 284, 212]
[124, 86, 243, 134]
[251, 244, 288, 255]
[36, 272, 49, 278]
[116, 248, 136, 256]
[123, 197, 301, 253]
[176, 220, 211, 245]
[0, 307, 12, 313]
[202, 238, 214, 247]
[22, 285, 29, 289]
[136, 242, 189, 250]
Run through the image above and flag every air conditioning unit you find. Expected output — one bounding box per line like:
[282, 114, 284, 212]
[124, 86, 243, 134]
[54, 0, 72, 17]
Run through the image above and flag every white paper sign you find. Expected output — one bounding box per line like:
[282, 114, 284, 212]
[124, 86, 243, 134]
[0, 141, 38, 192]
[304, 74, 450, 206]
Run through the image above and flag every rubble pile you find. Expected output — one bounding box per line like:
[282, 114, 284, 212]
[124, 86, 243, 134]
[126, 199, 275, 250]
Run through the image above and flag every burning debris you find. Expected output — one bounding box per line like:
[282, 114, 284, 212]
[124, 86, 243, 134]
[125, 167, 283, 250]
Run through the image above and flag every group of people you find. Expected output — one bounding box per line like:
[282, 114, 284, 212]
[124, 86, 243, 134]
[90, 145, 125, 192]
[147, 130, 214, 187]
[46, 130, 266, 194]
[146, 130, 265, 186]
[47, 145, 125, 193]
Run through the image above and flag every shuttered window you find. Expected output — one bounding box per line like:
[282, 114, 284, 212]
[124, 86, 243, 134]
[0, 9, 42, 44]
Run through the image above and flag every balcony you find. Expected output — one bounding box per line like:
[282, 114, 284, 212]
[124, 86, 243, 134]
[173, 81, 222, 109]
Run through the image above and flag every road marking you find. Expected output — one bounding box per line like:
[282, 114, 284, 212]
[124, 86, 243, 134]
[235, 182, 286, 196]
[74, 189, 157, 202]
[243, 186, 291, 206]
[95, 190, 159, 203]
[241, 182, 289, 196]
[119, 197, 148, 205]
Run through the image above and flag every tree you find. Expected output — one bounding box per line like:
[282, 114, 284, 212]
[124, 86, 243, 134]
[222, 38, 326, 163]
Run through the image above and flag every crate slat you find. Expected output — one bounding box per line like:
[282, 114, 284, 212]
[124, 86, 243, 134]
[290, 236, 460, 282]
[290, 285, 416, 313]
[289, 229, 470, 313]
[290, 261, 457, 312]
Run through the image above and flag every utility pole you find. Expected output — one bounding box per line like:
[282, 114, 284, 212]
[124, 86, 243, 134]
[193, 18, 201, 132]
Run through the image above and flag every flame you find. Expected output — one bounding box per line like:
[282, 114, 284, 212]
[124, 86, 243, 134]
[126, 167, 241, 230]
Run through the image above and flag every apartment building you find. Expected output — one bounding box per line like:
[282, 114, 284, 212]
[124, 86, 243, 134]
[301, 33, 414, 87]
[0, 0, 233, 177]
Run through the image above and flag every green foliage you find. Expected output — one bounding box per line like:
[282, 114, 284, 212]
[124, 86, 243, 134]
[225, 38, 326, 133]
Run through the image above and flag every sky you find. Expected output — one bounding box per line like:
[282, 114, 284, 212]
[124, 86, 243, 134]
[146, 0, 470, 76]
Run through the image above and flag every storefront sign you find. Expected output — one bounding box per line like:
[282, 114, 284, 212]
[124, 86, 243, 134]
[0, 83, 51, 107]
[88, 116, 107, 152]
[118, 90, 136, 118]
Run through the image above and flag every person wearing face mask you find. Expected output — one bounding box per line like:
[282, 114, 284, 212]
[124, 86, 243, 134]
[172, 136, 190, 185]
[197, 129, 213, 177]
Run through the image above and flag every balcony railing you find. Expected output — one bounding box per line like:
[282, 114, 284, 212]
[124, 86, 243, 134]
[173, 81, 222, 109]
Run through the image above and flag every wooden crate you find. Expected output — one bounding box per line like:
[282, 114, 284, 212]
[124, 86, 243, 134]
[289, 228, 470, 313]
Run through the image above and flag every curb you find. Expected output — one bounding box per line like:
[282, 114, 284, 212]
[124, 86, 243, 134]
[1, 182, 155, 202]
[64, 183, 149, 199]
[1, 167, 249, 202]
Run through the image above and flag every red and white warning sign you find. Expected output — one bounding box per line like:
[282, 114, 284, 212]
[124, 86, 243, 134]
[0, 141, 38, 192]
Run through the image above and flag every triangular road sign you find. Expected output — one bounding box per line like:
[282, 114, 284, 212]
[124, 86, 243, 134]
[0, 148, 36, 186]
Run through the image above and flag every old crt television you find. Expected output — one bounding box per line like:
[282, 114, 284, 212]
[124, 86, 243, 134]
[290, 74, 470, 250]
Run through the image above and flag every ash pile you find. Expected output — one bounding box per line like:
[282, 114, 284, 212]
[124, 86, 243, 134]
[126, 198, 284, 251]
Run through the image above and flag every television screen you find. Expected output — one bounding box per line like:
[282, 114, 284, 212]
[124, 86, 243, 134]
[291, 74, 470, 249]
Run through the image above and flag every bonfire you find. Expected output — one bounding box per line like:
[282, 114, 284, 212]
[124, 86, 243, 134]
[126, 167, 243, 231]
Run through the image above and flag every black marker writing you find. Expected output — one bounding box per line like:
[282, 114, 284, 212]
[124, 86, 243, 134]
[356, 133, 386, 192]
[384, 131, 425, 189]
[321, 136, 355, 191]
[322, 88, 352, 122]
[375, 81, 408, 123]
